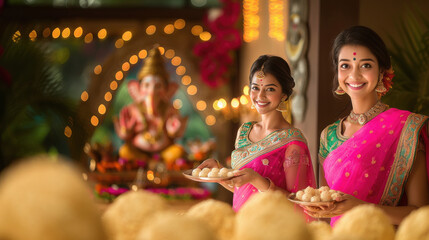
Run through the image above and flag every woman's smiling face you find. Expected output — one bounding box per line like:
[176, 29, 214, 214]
[250, 72, 285, 114]
[337, 45, 381, 100]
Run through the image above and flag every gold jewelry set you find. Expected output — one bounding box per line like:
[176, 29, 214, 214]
[347, 101, 389, 125]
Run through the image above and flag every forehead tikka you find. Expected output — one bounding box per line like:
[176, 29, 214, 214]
[256, 70, 265, 81]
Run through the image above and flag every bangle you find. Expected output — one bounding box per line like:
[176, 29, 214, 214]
[215, 159, 221, 168]
[258, 178, 274, 193]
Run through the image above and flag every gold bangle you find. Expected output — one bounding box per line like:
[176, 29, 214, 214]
[258, 178, 274, 193]
[215, 159, 221, 168]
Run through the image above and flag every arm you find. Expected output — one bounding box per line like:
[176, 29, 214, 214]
[284, 144, 314, 193]
[377, 145, 429, 225]
[305, 144, 429, 225]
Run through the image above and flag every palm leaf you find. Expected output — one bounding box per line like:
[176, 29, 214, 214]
[384, 8, 429, 115]
[0, 25, 81, 170]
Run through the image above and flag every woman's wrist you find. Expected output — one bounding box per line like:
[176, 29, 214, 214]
[257, 177, 274, 192]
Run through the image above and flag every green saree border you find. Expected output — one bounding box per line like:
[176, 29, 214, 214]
[380, 113, 429, 206]
[231, 126, 307, 170]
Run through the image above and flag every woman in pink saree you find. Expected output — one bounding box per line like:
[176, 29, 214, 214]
[198, 55, 315, 213]
[305, 26, 429, 226]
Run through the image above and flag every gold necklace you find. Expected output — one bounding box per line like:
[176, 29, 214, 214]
[348, 101, 389, 125]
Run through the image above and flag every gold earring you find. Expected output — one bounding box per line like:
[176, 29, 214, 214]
[335, 86, 345, 95]
[276, 98, 289, 112]
[375, 80, 387, 93]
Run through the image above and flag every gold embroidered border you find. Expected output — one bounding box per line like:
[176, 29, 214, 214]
[232, 136, 307, 170]
[380, 113, 428, 206]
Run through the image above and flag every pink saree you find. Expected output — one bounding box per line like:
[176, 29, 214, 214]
[231, 122, 316, 212]
[320, 108, 429, 225]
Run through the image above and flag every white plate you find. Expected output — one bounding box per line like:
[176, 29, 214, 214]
[182, 169, 235, 183]
[288, 193, 338, 207]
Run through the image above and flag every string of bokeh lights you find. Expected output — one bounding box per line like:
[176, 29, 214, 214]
[12, 19, 254, 140]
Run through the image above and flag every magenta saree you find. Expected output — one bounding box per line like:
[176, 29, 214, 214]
[231, 122, 316, 212]
[319, 108, 429, 225]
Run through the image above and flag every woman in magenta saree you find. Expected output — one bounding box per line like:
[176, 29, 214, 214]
[319, 107, 429, 225]
[231, 121, 315, 211]
[306, 26, 429, 226]
[198, 55, 315, 214]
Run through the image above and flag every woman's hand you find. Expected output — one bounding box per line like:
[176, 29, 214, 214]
[221, 168, 270, 191]
[301, 193, 366, 218]
[196, 158, 221, 169]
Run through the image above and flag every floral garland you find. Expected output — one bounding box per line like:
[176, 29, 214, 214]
[379, 66, 394, 97]
[193, 0, 242, 88]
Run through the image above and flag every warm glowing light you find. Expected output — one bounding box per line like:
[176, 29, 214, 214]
[64, 126, 72, 138]
[158, 47, 165, 55]
[129, 55, 138, 64]
[218, 98, 227, 109]
[176, 66, 186, 75]
[191, 25, 203, 36]
[12, 31, 21, 42]
[187, 85, 197, 95]
[98, 104, 106, 115]
[243, 85, 250, 95]
[29, 30, 37, 41]
[91, 116, 99, 126]
[52, 28, 61, 39]
[98, 28, 107, 39]
[115, 71, 124, 80]
[89, 159, 96, 171]
[94, 65, 102, 75]
[84, 33, 93, 43]
[147, 170, 154, 181]
[199, 31, 212, 41]
[104, 92, 112, 102]
[62, 27, 71, 38]
[171, 56, 181, 66]
[138, 49, 147, 59]
[110, 81, 118, 90]
[165, 49, 175, 59]
[115, 39, 124, 48]
[181, 75, 191, 85]
[268, 0, 285, 41]
[122, 31, 132, 41]
[213, 100, 220, 110]
[173, 99, 183, 109]
[240, 95, 249, 105]
[122, 62, 130, 71]
[146, 25, 156, 35]
[196, 100, 207, 111]
[154, 177, 161, 184]
[164, 24, 175, 34]
[243, 0, 260, 42]
[43, 28, 51, 38]
[74, 27, 83, 38]
[205, 115, 216, 126]
[231, 98, 240, 108]
[174, 19, 186, 29]
[81, 91, 89, 101]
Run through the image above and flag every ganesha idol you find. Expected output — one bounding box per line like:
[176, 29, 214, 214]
[114, 47, 188, 171]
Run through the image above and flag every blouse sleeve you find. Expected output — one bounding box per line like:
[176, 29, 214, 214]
[234, 125, 242, 149]
[283, 143, 315, 193]
[319, 127, 329, 160]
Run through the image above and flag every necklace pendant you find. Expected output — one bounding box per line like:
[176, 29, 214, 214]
[358, 114, 367, 125]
